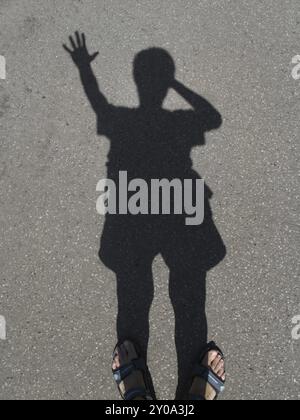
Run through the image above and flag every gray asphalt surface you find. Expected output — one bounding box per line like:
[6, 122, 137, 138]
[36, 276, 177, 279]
[0, 0, 299, 400]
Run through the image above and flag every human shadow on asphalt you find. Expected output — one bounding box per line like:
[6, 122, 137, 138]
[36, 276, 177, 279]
[64, 33, 226, 399]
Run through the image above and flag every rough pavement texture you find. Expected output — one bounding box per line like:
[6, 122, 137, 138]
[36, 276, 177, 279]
[0, 0, 299, 400]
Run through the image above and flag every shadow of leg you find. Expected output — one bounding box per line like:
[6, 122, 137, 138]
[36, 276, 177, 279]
[116, 263, 154, 362]
[169, 269, 207, 400]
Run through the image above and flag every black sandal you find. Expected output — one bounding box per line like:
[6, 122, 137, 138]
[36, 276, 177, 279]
[189, 341, 226, 401]
[112, 340, 155, 401]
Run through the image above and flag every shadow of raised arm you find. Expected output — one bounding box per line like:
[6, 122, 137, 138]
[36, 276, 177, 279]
[63, 31, 110, 116]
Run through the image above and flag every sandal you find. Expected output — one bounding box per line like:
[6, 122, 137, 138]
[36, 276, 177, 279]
[189, 341, 226, 400]
[112, 340, 155, 401]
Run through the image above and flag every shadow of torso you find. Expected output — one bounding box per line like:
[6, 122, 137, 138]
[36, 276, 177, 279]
[98, 106, 226, 274]
[101, 108, 197, 179]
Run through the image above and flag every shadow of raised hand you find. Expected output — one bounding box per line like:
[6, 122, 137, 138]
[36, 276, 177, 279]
[63, 31, 99, 68]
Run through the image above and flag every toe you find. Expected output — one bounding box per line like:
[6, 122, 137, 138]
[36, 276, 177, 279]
[213, 358, 226, 382]
[112, 350, 120, 370]
[214, 358, 224, 374]
[211, 354, 222, 370]
[216, 366, 225, 378]
[207, 350, 219, 366]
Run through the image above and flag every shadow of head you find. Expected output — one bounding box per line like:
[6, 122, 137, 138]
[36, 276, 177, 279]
[133, 48, 175, 109]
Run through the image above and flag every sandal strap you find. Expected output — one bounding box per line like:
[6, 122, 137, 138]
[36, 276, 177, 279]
[193, 365, 225, 394]
[113, 363, 135, 385]
[124, 387, 152, 401]
[189, 394, 206, 401]
[113, 357, 147, 385]
[199, 341, 224, 362]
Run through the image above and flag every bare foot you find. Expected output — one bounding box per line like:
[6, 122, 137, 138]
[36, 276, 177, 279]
[189, 349, 226, 400]
[112, 340, 150, 400]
